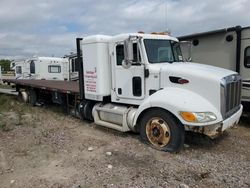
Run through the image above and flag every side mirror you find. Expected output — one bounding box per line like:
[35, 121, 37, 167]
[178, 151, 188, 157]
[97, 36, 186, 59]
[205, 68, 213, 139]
[124, 38, 134, 66]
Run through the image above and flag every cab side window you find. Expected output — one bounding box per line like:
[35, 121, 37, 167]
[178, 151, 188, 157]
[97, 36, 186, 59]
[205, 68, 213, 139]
[116, 43, 140, 66]
[116, 44, 124, 66]
[244, 47, 250, 68]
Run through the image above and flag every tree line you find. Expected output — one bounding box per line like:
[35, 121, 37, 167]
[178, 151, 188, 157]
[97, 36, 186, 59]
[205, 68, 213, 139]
[0, 59, 11, 72]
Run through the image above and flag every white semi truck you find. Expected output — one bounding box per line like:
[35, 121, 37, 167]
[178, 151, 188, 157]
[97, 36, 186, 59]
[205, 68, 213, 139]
[4, 33, 243, 152]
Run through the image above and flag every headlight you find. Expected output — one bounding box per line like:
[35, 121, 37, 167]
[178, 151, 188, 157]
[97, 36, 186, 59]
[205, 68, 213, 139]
[180, 111, 217, 123]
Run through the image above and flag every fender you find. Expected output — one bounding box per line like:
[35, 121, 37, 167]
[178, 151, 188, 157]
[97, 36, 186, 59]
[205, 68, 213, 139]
[133, 87, 223, 127]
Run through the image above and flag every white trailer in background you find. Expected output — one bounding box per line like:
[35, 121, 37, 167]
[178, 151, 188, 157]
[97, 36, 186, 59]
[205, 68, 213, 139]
[179, 26, 250, 102]
[10, 59, 30, 79]
[29, 57, 69, 80]
[11, 57, 70, 80]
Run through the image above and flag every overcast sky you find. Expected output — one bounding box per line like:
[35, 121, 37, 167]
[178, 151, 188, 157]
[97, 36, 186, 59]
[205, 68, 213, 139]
[0, 0, 249, 59]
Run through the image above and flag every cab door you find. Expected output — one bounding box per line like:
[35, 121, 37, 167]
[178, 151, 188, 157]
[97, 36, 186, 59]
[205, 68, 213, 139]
[113, 42, 145, 103]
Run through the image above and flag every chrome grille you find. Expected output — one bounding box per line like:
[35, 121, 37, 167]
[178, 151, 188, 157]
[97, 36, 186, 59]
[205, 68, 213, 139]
[221, 74, 241, 119]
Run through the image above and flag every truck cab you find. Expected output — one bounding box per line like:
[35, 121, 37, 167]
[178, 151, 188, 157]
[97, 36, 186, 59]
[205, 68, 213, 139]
[79, 33, 243, 152]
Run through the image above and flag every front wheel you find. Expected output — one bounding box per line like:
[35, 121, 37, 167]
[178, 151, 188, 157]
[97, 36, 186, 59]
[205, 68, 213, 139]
[139, 109, 185, 152]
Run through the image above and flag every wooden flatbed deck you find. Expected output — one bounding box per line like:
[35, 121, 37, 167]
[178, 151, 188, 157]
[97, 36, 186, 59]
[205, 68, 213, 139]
[3, 79, 80, 94]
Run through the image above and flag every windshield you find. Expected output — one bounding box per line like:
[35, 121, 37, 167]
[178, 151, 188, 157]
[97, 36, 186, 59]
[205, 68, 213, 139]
[144, 39, 183, 63]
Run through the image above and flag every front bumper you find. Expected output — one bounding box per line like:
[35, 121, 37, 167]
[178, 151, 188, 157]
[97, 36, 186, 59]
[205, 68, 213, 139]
[185, 105, 243, 138]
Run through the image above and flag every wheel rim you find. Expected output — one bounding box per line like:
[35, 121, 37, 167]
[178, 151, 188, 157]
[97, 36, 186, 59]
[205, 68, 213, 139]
[145, 117, 171, 148]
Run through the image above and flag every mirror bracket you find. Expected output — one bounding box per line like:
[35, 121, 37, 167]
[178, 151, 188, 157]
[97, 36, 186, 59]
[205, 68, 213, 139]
[123, 36, 141, 68]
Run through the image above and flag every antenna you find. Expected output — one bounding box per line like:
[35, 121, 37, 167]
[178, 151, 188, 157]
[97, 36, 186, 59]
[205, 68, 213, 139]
[165, 1, 167, 32]
[164, 0, 170, 34]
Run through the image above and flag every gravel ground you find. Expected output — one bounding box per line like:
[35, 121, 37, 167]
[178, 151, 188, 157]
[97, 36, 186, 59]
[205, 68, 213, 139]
[0, 94, 249, 188]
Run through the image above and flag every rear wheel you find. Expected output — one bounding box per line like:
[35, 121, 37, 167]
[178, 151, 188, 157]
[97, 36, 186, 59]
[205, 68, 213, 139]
[139, 109, 185, 152]
[78, 100, 95, 121]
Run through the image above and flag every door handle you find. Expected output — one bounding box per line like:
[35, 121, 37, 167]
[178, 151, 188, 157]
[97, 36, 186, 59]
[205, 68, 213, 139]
[118, 88, 122, 95]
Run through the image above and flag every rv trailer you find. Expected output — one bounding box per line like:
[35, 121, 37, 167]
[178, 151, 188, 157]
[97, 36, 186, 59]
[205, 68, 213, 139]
[179, 25, 250, 102]
[11, 59, 30, 79]
[11, 57, 70, 80]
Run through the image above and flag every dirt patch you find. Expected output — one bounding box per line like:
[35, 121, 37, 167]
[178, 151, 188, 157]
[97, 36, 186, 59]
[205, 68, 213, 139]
[0, 94, 250, 188]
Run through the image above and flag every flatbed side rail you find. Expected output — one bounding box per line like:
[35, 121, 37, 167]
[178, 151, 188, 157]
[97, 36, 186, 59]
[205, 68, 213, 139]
[2, 79, 80, 94]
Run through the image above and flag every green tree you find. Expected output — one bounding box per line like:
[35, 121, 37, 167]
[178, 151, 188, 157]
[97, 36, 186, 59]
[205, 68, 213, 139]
[0, 59, 11, 72]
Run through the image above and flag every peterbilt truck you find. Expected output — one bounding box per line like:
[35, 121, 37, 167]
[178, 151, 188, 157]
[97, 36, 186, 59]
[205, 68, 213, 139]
[3, 33, 243, 152]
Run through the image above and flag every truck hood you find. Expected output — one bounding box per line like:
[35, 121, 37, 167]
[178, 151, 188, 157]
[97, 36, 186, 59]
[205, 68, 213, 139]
[147, 62, 238, 112]
[147, 62, 235, 81]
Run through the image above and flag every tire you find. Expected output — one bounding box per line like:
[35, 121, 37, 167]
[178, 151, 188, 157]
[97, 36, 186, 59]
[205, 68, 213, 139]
[139, 109, 185, 152]
[78, 100, 95, 121]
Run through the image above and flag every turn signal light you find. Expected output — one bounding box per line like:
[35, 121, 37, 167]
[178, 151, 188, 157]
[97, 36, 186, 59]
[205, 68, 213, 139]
[180, 112, 196, 122]
[180, 112, 217, 123]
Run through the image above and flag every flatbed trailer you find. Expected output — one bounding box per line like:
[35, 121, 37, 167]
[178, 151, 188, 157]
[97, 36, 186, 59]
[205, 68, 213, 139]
[3, 79, 81, 116]
[3, 79, 79, 94]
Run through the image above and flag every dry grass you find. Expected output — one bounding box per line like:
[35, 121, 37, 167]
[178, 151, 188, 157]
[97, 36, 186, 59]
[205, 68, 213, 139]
[0, 94, 34, 115]
[0, 83, 14, 89]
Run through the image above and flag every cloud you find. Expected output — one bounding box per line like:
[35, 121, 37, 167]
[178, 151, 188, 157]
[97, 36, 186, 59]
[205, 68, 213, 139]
[0, 0, 249, 59]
